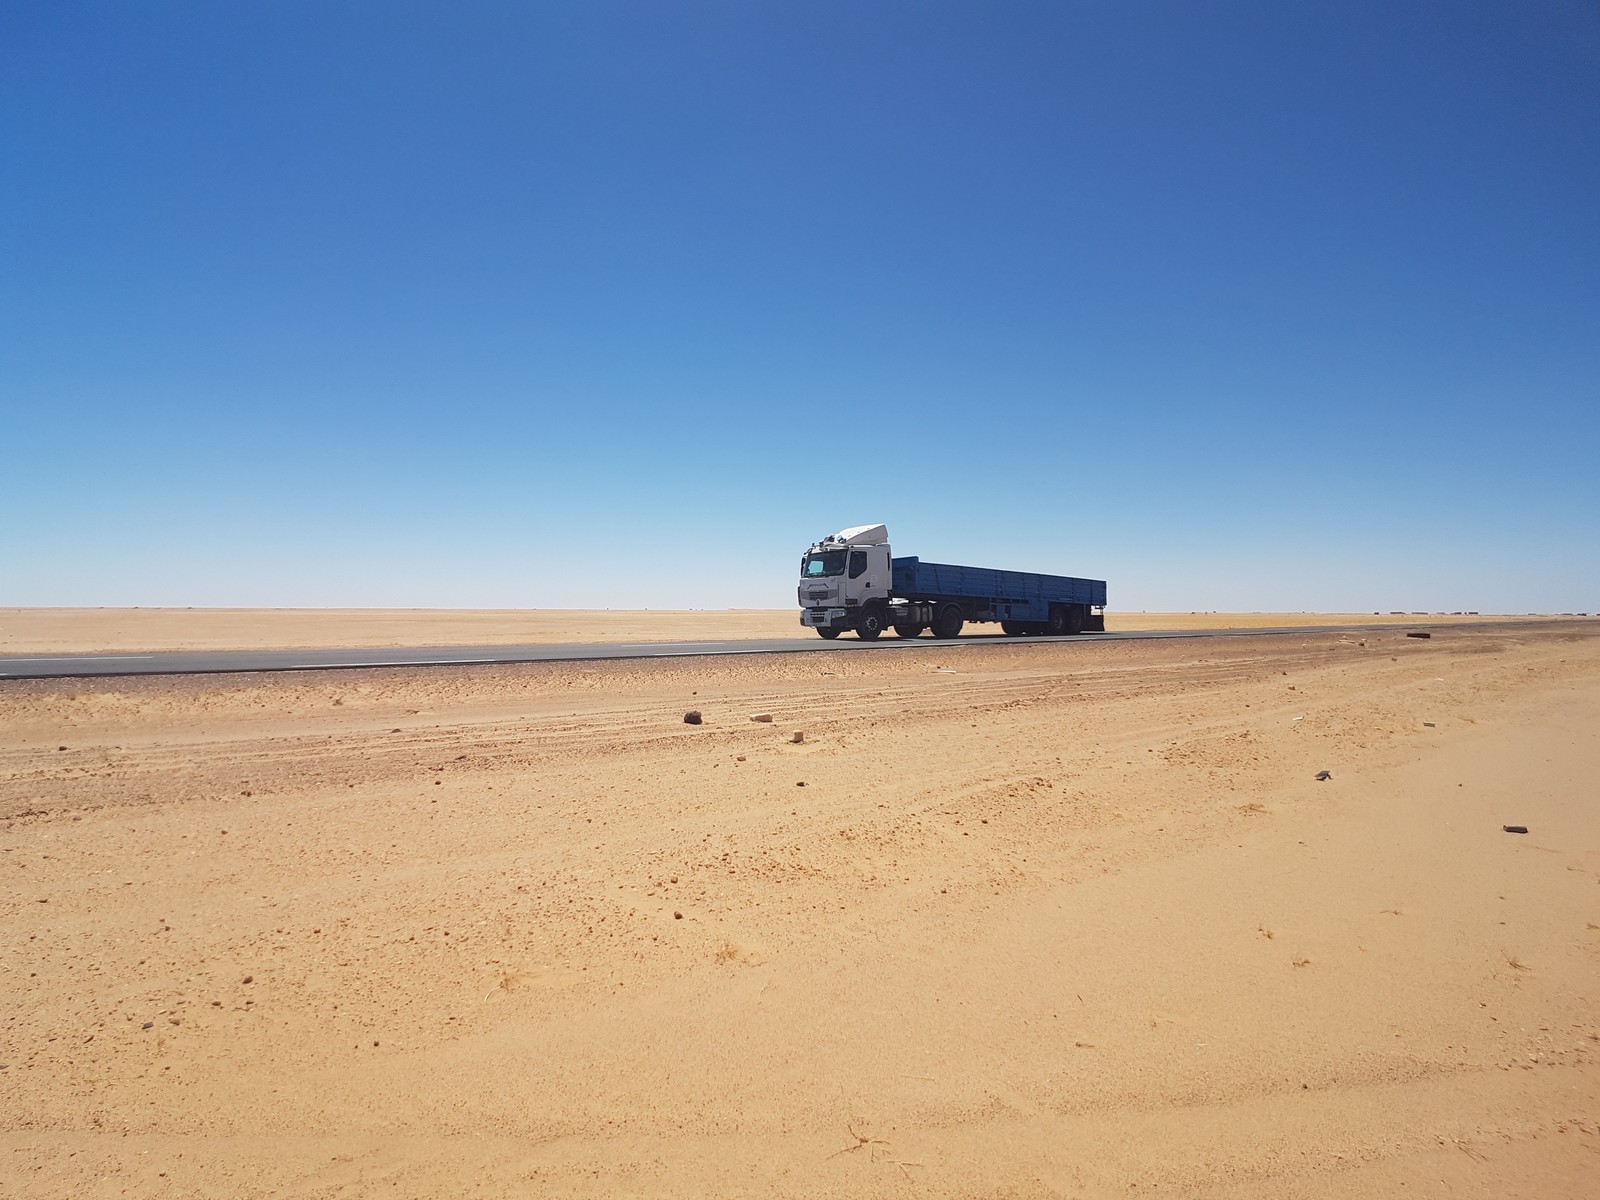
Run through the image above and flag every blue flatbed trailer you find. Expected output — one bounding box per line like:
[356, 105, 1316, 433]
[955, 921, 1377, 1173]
[892, 557, 1107, 634]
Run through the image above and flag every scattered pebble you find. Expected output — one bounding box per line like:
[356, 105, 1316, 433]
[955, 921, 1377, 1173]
[1314, 770, 1332, 781]
[673, 911, 683, 920]
[241, 975, 253, 985]
[1503, 825, 1529, 835]
[796, 781, 806, 788]
[790, 731, 805, 744]
[749, 713, 773, 723]
[683, 711, 702, 725]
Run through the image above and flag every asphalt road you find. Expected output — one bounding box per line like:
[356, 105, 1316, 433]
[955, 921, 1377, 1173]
[0, 621, 1541, 680]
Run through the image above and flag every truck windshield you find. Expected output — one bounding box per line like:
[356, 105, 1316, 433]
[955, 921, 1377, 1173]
[802, 551, 848, 578]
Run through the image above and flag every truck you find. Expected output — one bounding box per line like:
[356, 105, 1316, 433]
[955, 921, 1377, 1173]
[797, 524, 1106, 640]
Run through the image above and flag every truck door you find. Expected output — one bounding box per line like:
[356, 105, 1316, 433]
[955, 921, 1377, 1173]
[846, 547, 891, 603]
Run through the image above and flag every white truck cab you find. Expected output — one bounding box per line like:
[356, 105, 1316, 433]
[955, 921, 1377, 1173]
[798, 524, 893, 639]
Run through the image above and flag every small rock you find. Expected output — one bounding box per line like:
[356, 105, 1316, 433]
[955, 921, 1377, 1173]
[683, 711, 702, 725]
[674, 911, 683, 920]
[141, 1022, 153, 1030]
[735, 755, 746, 762]
[1405, 631, 1432, 640]
[1314, 770, 1332, 781]
[749, 713, 773, 723]
[242, 975, 253, 985]
[1423, 721, 1436, 728]
[796, 781, 806, 788]
[1502, 825, 1528, 835]
[57, 746, 67, 752]
[790, 731, 805, 744]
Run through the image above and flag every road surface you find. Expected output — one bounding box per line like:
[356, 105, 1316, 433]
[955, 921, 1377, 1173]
[0, 621, 1540, 680]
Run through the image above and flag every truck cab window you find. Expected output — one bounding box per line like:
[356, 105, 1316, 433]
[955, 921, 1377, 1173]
[803, 551, 848, 577]
[848, 551, 867, 579]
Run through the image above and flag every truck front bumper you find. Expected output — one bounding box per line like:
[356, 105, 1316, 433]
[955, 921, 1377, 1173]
[801, 607, 850, 630]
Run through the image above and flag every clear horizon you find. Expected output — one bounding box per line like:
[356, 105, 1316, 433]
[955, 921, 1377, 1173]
[5, 3, 1596, 614]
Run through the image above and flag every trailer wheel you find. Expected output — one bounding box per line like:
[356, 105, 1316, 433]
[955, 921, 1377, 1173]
[893, 623, 926, 638]
[815, 627, 841, 639]
[1046, 607, 1069, 636]
[857, 604, 886, 640]
[931, 604, 964, 639]
[1064, 604, 1086, 635]
[1001, 621, 1027, 636]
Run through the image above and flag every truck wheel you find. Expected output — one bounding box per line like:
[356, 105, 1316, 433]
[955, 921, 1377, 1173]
[893, 623, 926, 638]
[857, 606, 886, 640]
[1046, 607, 1069, 636]
[815, 627, 841, 639]
[1065, 604, 1086, 634]
[931, 604, 964, 639]
[1001, 621, 1026, 636]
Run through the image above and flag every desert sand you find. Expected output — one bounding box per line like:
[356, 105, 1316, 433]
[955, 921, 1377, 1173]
[0, 606, 1566, 656]
[2, 620, 1597, 1197]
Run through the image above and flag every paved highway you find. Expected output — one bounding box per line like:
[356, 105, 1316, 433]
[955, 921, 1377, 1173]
[0, 621, 1536, 680]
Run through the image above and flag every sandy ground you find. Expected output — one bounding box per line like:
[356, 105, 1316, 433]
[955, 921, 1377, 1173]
[2, 623, 1597, 1197]
[0, 607, 1570, 656]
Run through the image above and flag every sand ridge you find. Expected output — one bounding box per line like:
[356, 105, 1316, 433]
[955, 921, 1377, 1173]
[2, 625, 1598, 1196]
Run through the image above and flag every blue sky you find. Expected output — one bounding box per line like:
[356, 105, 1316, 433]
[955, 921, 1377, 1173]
[4, 1, 1596, 612]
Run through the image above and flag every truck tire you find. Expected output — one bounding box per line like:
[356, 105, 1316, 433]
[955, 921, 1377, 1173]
[1001, 621, 1027, 636]
[1046, 607, 1069, 636]
[893, 623, 926, 638]
[857, 604, 886, 640]
[815, 627, 841, 639]
[1065, 604, 1086, 634]
[931, 604, 964, 639]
